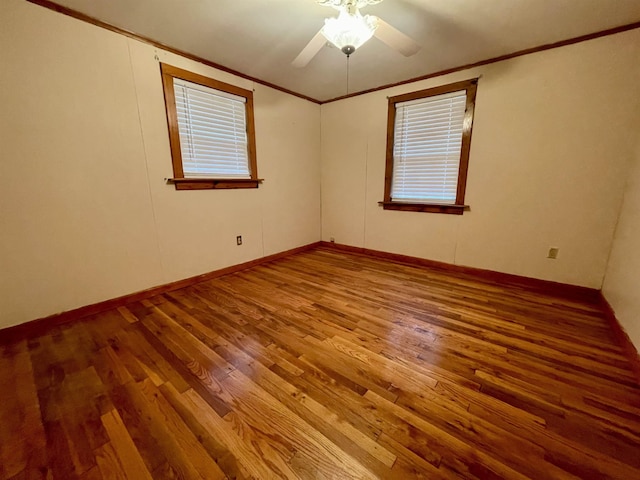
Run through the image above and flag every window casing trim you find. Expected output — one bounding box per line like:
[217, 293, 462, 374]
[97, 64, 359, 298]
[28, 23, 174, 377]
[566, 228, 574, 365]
[382, 78, 478, 213]
[160, 63, 260, 190]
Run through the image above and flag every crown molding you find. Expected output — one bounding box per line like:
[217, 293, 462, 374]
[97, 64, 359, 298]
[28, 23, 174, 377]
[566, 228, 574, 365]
[25, 0, 640, 104]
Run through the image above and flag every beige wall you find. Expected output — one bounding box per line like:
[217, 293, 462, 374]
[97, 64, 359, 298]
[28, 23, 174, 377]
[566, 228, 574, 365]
[2, 0, 640, 331]
[603, 142, 640, 349]
[0, 0, 321, 329]
[321, 28, 640, 288]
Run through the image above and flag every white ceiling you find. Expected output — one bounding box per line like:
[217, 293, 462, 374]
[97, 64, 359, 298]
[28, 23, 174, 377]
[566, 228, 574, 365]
[45, 0, 640, 102]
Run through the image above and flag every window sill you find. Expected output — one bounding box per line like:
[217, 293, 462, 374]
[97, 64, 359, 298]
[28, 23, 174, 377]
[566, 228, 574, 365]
[378, 201, 468, 215]
[167, 178, 263, 190]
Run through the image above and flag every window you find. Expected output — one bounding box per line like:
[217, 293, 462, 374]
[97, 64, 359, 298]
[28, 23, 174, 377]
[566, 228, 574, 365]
[160, 63, 260, 190]
[380, 79, 478, 214]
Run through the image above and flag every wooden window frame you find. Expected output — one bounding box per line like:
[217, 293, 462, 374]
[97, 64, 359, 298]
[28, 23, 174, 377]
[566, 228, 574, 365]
[380, 78, 478, 215]
[160, 63, 261, 190]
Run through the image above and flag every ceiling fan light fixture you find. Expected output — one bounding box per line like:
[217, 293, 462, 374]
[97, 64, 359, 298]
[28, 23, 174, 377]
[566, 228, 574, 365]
[321, 9, 378, 54]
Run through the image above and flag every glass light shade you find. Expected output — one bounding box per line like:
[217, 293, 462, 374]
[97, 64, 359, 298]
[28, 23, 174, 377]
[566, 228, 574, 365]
[321, 9, 378, 51]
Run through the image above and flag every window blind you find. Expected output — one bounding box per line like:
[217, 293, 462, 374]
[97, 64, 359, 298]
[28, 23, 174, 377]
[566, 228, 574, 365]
[391, 90, 467, 204]
[174, 78, 250, 178]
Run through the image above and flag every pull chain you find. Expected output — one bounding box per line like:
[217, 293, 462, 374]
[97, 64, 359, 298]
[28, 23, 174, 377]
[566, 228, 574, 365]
[346, 54, 350, 95]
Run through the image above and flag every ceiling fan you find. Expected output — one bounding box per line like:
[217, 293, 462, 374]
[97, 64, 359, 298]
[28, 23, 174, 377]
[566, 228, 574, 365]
[292, 0, 421, 68]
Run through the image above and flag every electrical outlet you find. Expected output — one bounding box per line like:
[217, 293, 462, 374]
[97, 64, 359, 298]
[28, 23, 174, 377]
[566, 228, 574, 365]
[330, 237, 335, 243]
[236, 235, 242, 246]
[547, 247, 559, 259]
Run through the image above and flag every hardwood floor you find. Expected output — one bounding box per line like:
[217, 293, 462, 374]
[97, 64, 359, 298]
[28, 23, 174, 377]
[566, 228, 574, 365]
[1, 247, 639, 479]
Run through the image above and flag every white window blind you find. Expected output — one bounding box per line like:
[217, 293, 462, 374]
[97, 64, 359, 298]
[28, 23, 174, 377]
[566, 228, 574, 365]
[391, 90, 467, 204]
[174, 78, 250, 178]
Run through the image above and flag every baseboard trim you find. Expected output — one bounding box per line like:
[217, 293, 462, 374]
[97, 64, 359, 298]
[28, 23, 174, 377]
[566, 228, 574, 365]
[0, 241, 321, 344]
[319, 241, 600, 301]
[599, 294, 640, 385]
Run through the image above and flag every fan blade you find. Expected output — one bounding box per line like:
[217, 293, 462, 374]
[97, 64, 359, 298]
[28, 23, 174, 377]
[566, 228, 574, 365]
[292, 30, 327, 68]
[374, 18, 420, 57]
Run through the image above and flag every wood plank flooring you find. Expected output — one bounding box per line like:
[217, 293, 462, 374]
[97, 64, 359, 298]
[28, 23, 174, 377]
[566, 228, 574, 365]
[1, 247, 639, 479]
